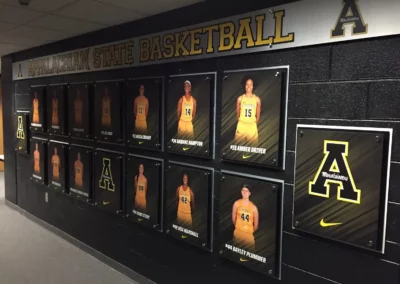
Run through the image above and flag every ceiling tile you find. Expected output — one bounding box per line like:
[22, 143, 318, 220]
[96, 0, 202, 15]
[28, 14, 106, 34]
[0, 0, 78, 12]
[0, 4, 43, 24]
[0, 21, 18, 33]
[0, 42, 26, 56]
[0, 34, 51, 46]
[4, 25, 71, 41]
[55, 0, 145, 25]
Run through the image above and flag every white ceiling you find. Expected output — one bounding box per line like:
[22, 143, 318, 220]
[0, 0, 203, 59]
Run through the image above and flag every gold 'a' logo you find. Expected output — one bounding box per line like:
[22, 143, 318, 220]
[17, 116, 25, 139]
[309, 140, 361, 204]
[99, 158, 115, 192]
[331, 0, 368, 38]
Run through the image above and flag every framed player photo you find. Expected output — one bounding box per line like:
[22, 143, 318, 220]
[30, 86, 46, 132]
[47, 141, 68, 193]
[30, 137, 47, 184]
[293, 125, 392, 253]
[68, 145, 93, 202]
[166, 73, 215, 158]
[47, 84, 67, 136]
[126, 77, 162, 150]
[218, 171, 283, 278]
[94, 150, 124, 215]
[94, 81, 123, 143]
[221, 67, 288, 168]
[16, 112, 29, 154]
[14, 82, 30, 111]
[165, 163, 213, 250]
[126, 155, 162, 230]
[68, 83, 92, 139]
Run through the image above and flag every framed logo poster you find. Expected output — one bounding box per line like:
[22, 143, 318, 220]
[221, 67, 288, 168]
[293, 125, 392, 253]
[218, 171, 283, 278]
[16, 112, 29, 154]
[30, 86, 46, 133]
[47, 84, 67, 136]
[166, 73, 215, 158]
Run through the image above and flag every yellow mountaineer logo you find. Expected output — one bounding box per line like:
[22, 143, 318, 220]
[99, 158, 115, 192]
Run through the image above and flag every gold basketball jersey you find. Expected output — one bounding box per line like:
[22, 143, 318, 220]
[135, 96, 147, 121]
[74, 98, 83, 125]
[235, 200, 255, 233]
[52, 98, 59, 126]
[33, 98, 39, 124]
[135, 175, 147, 207]
[178, 186, 192, 214]
[180, 96, 193, 122]
[34, 150, 40, 174]
[52, 155, 60, 179]
[101, 96, 111, 127]
[74, 160, 83, 187]
[239, 95, 257, 124]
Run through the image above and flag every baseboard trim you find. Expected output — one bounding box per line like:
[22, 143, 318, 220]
[5, 200, 155, 284]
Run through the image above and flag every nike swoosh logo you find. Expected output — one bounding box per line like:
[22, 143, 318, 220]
[242, 155, 251, 159]
[139, 141, 144, 145]
[183, 147, 190, 151]
[240, 258, 249, 262]
[103, 201, 110, 205]
[138, 218, 143, 222]
[182, 235, 188, 239]
[320, 219, 342, 227]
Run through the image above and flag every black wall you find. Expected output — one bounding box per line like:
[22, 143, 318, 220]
[2, 1, 400, 283]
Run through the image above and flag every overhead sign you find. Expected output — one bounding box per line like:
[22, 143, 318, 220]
[12, 0, 400, 80]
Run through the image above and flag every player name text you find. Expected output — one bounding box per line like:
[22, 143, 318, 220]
[132, 210, 150, 219]
[322, 172, 349, 181]
[230, 145, 266, 154]
[31, 123, 42, 127]
[70, 188, 88, 197]
[101, 131, 113, 136]
[52, 181, 61, 187]
[32, 174, 42, 180]
[73, 128, 84, 132]
[133, 134, 151, 140]
[171, 139, 203, 147]
[172, 224, 199, 238]
[52, 125, 60, 129]
[225, 244, 266, 263]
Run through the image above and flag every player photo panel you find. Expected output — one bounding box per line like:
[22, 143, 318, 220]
[221, 69, 286, 167]
[126, 78, 162, 150]
[68, 146, 93, 202]
[293, 126, 392, 253]
[94, 151, 123, 215]
[47, 84, 67, 136]
[126, 156, 161, 229]
[166, 164, 212, 249]
[30, 138, 47, 184]
[166, 74, 214, 157]
[218, 172, 282, 277]
[94, 81, 122, 143]
[48, 141, 67, 192]
[30, 86, 46, 132]
[68, 83, 92, 139]
[16, 113, 29, 154]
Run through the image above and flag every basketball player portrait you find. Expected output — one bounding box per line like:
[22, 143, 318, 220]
[176, 173, 195, 228]
[177, 81, 197, 139]
[74, 90, 83, 128]
[51, 91, 59, 126]
[134, 84, 149, 134]
[235, 79, 261, 145]
[232, 185, 259, 252]
[134, 164, 148, 212]
[33, 143, 40, 175]
[51, 147, 60, 181]
[74, 152, 84, 188]
[101, 87, 112, 128]
[32, 92, 40, 124]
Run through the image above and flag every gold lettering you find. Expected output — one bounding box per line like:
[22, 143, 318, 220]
[93, 48, 101, 69]
[103, 47, 110, 67]
[125, 42, 134, 64]
[273, 10, 294, 44]
[234, 18, 255, 49]
[114, 44, 124, 65]
[162, 34, 174, 59]
[150, 36, 162, 61]
[219, 22, 235, 51]
[255, 15, 273, 46]
[203, 25, 218, 53]
[73, 52, 80, 70]
[109, 46, 116, 66]
[140, 39, 150, 62]
[190, 28, 203, 55]
[174, 31, 190, 57]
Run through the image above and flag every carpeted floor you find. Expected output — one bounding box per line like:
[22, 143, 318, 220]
[0, 172, 139, 284]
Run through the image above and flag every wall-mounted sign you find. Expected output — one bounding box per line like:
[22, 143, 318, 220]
[293, 125, 392, 253]
[13, 0, 400, 80]
[16, 113, 29, 154]
[31, 138, 47, 184]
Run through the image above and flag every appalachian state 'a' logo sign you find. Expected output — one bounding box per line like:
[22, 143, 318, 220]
[99, 158, 115, 192]
[309, 140, 361, 204]
[17, 116, 25, 139]
[331, 0, 368, 38]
